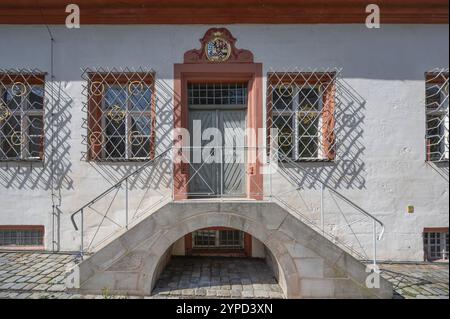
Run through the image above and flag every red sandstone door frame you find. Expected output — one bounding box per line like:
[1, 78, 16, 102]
[173, 63, 263, 200]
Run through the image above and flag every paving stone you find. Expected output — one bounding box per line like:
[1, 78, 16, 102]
[194, 288, 207, 296]
[217, 290, 231, 297]
[33, 284, 51, 291]
[47, 284, 65, 292]
[10, 283, 28, 290]
[254, 289, 269, 298]
[3, 276, 21, 283]
[37, 277, 52, 284]
[241, 290, 254, 298]
[16, 292, 32, 299]
[269, 291, 283, 298]
[22, 283, 38, 290]
[181, 289, 194, 296]
[0, 282, 15, 289]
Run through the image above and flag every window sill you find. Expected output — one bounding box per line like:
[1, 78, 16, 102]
[88, 158, 153, 163]
[0, 158, 44, 164]
[275, 158, 335, 163]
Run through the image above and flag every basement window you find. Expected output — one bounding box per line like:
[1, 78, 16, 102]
[0, 226, 44, 248]
[423, 228, 449, 261]
[0, 72, 45, 161]
[425, 69, 449, 162]
[85, 71, 155, 161]
[267, 72, 337, 161]
[193, 229, 244, 249]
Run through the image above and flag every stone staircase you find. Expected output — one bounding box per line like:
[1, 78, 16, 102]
[67, 201, 393, 298]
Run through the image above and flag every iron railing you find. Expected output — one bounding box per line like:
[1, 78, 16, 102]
[70, 145, 384, 265]
[270, 155, 384, 264]
[70, 149, 172, 256]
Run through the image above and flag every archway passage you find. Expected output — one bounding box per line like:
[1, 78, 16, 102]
[152, 256, 284, 298]
[151, 227, 284, 298]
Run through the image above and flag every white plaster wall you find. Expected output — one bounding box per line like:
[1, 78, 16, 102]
[0, 24, 448, 261]
[252, 237, 266, 258]
[171, 237, 185, 256]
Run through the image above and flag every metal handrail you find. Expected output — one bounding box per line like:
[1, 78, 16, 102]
[281, 156, 385, 240]
[268, 156, 385, 265]
[70, 149, 171, 231]
[70, 144, 383, 264]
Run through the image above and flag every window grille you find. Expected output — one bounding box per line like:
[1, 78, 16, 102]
[0, 226, 44, 247]
[188, 83, 247, 106]
[0, 70, 45, 161]
[193, 230, 217, 247]
[218, 230, 243, 248]
[82, 68, 155, 161]
[426, 68, 449, 162]
[267, 69, 339, 161]
[193, 229, 244, 249]
[423, 229, 449, 261]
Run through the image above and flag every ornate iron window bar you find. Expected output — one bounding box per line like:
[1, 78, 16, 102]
[267, 68, 339, 161]
[426, 68, 449, 162]
[82, 67, 156, 162]
[188, 83, 247, 106]
[0, 70, 45, 161]
[193, 229, 244, 249]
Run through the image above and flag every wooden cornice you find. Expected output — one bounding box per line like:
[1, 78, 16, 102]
[0, 0, 448, 24]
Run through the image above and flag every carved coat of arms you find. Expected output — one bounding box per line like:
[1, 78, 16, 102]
[205, 34, 231, 62]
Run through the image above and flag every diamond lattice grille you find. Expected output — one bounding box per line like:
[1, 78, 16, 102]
[82, 68, 155, 161]
[267, 69, 339, 161]
[426, 68, 449, 162]
[0, 70, 45, 161]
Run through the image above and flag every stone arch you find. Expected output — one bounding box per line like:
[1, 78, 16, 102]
[73, 201, 393, 299]
[139, 211, 299, 298]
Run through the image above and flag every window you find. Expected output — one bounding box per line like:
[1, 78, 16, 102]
[193, 229, 244, 249]
[0, 226, 44, 248]
[267, 72, 336, 161]
[86, 72, 155, 161]
[188, 83, 247, 105]
[0, 72, 45, 161]
[423, 228, 449, 261]
[426, 69, 449, 162]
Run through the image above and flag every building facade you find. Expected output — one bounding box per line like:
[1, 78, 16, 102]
[0, 0, 448, 298]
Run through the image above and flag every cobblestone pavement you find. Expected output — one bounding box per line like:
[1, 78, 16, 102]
[379, 263, 449, 299]
[0, 251, 79, 299]
[151, 257, 284, 299]
[0, 251, 448, 299]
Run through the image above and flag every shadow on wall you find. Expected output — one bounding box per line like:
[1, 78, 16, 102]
[0, 81, 74, 192]
[426, 161, 449, 183]
[279, 78, 367, 191]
